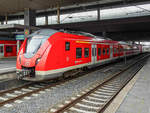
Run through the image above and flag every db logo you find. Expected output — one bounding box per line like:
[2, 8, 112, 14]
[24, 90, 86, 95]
[66, 57, 69, 62]
[25, 62, 30, 66]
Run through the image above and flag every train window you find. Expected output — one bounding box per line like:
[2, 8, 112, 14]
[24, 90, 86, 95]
[103, 48, 105, 55]
[0, 46, 3, 53]
[65, 42, 70, 51]
[84, 48, 89, 57]
[119, 48, 120, 52]
[98, 48, 101, 56]
[114, 48, 117, 54]
[107, 48, 109, 54]
[95, 48, 97, 56]
[6, 46, 13, 53]
[120, 48, 123, 52]
[76, 48, 82, 58]
[117, 48, 119, 53]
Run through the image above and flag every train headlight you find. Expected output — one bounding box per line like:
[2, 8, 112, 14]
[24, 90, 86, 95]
[36, 58, 41, 65]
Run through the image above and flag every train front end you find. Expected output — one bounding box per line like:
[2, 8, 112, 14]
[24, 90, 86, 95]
[16, 29, 58, 81]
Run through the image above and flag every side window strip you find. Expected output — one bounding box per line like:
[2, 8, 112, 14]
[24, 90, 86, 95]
[65, 42, 70, 51]
[84, 48, 89, 57]
[76, 48, 82, 58]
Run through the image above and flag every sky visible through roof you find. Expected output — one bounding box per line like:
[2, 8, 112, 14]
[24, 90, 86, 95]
[1, 3, 150, 45]
[3, 3, 150, 25]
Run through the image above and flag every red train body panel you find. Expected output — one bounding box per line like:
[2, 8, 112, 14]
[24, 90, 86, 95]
[0, 40, 17, 57]
[16, 29, 142, 81]
[0, 40, 24, 58]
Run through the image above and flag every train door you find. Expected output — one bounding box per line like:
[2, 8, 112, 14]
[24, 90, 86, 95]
[110, 45, 113, 58]
[101, 44, 105, 60]
[91, 44, 97, 64]
[0, 44, 4, 58]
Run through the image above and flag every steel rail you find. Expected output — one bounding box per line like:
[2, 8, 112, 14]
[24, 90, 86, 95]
[51, 54, 149, 113]
[0, 56, 117, 107]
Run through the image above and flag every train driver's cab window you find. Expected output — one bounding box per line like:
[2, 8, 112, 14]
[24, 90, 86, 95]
[76, 48, 82, 58]
[103, 48, 105, 55]
[84, 48, 89, 57]
[98, 48, 101, 56]
[6, 46, 13, 53]
[65, 42, 70, 51]
[0, 46, 3, 53]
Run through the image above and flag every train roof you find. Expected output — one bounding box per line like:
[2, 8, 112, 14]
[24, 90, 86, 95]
[27, 29, 122, 44]
[118, 41, 138, 46]
[28, 29, 58, 38]
[29, 29, 112, 41]
[59, 29, 112, 41]
[118, 41, 129, 45]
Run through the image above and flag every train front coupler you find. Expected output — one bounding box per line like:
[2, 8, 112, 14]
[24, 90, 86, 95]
[16, 69, 34, 80]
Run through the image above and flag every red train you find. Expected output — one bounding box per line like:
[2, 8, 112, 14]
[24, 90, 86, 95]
[0, 40, 24, 58]
[0, 40, 17, 58]
[16, 29, 142, 81]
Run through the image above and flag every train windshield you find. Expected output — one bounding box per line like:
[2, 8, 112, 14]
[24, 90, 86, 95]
[24, 29, 58, 58]
[26, 36, 46, 54]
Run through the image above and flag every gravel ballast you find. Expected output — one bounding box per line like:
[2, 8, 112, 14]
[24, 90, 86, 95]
[0, 56, 143, 113]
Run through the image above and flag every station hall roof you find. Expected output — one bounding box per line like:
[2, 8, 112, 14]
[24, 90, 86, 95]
[0, 0, 150, 15]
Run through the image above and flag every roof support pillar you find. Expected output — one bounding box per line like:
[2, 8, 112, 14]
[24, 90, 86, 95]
[97, 8, 100, 20]
[102, 31, 106, 38]
[57, 4, 60, 24]
[132, 41, 135, 45]
[24, 8, 36, 26]
[24, 9, 36, 37]
[17, 40, 20, 54]
[138, 41, 141, 44]
[1, 21, 4, 25]
[45, 15, 48, 25]
[5, 14, 8, 24]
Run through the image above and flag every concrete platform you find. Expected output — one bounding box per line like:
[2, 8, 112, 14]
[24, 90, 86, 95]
[0, 58, 16, 74]
[103, 57, 150, 113]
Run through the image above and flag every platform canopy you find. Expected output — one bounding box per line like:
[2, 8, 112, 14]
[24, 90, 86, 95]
[0, 0, 150, 15]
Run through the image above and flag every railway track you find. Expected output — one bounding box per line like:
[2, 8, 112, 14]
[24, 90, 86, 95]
[0, 76, 79, 107]
[0, 59, 116, 107]
[0, 54, 148, 109]
[48, 54, 149, 113]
